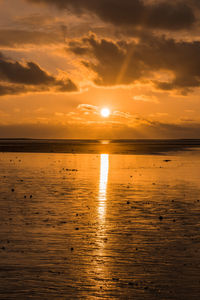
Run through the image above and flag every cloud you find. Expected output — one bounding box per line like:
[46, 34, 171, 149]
[0, 58, 55, 85]
[1, 119, 200, 139]
[77, 104, 98, 113]
[78, 36, 132, 86]
[0, 53, 78, 95]
[27, 0, 195, 31]
[76, 104, 133, 120]
[15, 13, 57, 27]
[68, 34, 200, 92]
[0, 29, 64, 47]
[133, 94, 159, 103]
[0, 84, 29, 96]
[112, 110, 131, 119]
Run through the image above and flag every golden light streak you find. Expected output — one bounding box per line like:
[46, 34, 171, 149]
[116, 45, 135, 85]
[98, 154, 109, 220]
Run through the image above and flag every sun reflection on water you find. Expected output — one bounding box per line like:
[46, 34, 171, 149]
[95, 154, 110, 284]
[98, 154, 109, 220]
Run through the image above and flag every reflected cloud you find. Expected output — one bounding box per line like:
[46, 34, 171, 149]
[98, 154, 109, 221]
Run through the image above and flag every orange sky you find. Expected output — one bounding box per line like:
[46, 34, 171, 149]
[0, 0, 200, 138]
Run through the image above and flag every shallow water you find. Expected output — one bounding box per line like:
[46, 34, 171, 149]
[0, 151, 200, 299]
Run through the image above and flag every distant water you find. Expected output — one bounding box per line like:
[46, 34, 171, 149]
[0, 145, 200, 299]
[0, 138, 200, 154]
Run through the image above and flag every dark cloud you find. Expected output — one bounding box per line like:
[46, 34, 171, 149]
[80, 36, 129, 86]
[0, 84, 28, 96]
[0, 53, 78, 95]
[145, 1, 195, 30]
[56, 79, 78, 92]
[0, 58, 54, 85]
[69, 34, 200, 92]
[68, 41, 90, 55]
[0, 81, 77, 96]
[28, 0, 195, 31]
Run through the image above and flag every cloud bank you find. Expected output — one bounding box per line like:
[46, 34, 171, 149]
[28, 0, 196, 31]
[69, 34, 200, 92]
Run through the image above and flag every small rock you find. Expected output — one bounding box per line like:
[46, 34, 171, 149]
[60, 221, 67, 224]
[112, 278, 119, 281]
[159, 216, 163, 221]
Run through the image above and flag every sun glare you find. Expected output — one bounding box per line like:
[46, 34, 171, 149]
[101, 108, 110, 118]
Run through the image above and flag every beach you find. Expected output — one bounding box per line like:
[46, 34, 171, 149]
[0, 141, 200, 299]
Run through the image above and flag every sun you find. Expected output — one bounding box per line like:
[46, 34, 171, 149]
[101, 108, 110, 118]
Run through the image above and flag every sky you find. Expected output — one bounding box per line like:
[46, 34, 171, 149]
[1, 0, 200, 138]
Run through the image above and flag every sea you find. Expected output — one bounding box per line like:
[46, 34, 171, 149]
[0, 139, 200, 299]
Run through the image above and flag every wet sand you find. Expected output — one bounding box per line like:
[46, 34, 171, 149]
[0, 146, 200, 299]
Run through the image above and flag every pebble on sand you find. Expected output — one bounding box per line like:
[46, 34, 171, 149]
[159, 216, 163, 221]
